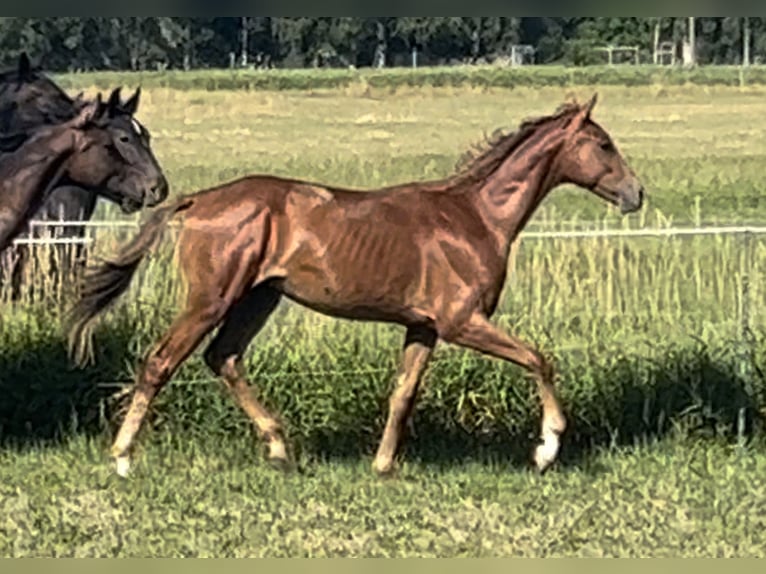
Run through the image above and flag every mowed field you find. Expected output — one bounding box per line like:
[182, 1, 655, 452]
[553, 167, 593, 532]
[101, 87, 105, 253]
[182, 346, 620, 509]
[2, 79, 766, 556]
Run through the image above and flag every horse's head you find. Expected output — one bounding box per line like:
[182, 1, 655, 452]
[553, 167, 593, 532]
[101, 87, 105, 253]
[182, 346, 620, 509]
[61, 90, 169, 214]
[556, 94, 645, 215]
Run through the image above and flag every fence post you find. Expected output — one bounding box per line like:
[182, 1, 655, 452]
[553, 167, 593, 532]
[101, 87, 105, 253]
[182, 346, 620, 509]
[738, 230, 753, 450]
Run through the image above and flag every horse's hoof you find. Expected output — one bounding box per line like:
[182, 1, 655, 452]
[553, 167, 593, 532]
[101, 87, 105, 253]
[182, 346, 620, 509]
[114, 455, 131, 478]
[264, 439, 294, 472]
[532, 434, 560, 474]
[267, 455, 294, 473]
[372, 457, 399, 478]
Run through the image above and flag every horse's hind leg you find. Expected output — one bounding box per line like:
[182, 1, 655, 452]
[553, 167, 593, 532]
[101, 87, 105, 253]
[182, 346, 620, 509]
[203, 284, 289, 469]
[110, 209, 274, 477]
[110, 291, 227, 477]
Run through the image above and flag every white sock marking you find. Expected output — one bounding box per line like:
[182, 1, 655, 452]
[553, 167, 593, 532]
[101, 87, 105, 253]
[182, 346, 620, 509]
[534, 429, 560, 471]
[115, 455, 131, 478]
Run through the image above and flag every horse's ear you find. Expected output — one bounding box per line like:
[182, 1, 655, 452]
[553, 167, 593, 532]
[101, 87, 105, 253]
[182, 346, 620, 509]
[106, 87, 122, 117]
[122, 87, 141, 115]
[95, 92, 108, 119]
[583, 92, 598, 116]
[74, 95, 102, 128]
[18, 52, 31, 79]
[568, 93, 598, 132]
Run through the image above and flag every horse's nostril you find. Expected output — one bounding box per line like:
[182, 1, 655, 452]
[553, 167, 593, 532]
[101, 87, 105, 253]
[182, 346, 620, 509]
[149, 178, 169, 202]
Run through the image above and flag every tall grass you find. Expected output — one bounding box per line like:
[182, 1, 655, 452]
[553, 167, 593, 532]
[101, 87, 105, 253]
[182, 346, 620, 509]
[2, 222, 764, 461]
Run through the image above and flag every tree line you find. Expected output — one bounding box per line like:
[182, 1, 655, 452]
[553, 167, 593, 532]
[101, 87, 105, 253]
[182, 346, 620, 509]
[1, 17, 763, 72]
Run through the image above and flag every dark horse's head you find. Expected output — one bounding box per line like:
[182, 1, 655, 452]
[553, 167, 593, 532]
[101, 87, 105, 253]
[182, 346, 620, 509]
[62, 87, 168, 212]
[556, 94, 645, 214]
[0, 93, 169, 215]
[57, 93, 168, 212]
[0, 53, 168, 213]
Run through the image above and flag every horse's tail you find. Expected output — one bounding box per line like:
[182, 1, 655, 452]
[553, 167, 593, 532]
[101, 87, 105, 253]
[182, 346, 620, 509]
[66, 197, 193, 367]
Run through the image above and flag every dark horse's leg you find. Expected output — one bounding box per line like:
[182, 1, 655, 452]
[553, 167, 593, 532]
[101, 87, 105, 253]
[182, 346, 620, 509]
[203, 284, 289, 469]
[0, 243, 28, 302]
[48, 238, 88, 299]
[372, 325, 437, 475]
[46, 186, 96, 299]
[444, 312, 566, 473]
[11, 244, 28, 301]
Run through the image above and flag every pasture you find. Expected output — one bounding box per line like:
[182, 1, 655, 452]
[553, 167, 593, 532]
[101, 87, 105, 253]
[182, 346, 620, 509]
[2, 78, 766, 556]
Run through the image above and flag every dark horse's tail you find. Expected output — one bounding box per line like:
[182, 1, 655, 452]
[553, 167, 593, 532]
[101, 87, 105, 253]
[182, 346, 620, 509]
[66, 197, 193, 367]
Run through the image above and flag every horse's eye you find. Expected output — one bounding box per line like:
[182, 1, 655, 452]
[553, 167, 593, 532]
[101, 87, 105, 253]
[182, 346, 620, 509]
[119, 135, 130, 144]
[600, 141, 614, 152]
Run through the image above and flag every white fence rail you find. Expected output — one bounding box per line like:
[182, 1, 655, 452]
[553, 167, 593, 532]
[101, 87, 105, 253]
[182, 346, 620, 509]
[11, 219, 139, 246]
[11, 220, 766, 246]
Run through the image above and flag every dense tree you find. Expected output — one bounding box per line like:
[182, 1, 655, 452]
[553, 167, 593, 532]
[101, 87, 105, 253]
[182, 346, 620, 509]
[0, 17, 761, 72]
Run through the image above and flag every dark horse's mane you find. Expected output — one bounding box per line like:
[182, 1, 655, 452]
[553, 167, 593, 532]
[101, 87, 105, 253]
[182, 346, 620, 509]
[0, 54, 77, 130]
[451, 102, 582, 185]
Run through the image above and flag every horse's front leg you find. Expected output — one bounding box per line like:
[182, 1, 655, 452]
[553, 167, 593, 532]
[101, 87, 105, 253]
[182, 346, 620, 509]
[443, 312, 566, 472]
[372, 325, 437, 476]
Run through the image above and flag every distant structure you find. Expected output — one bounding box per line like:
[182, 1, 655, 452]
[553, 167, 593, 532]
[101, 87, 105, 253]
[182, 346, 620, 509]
[654, 41, 676, 66]
[593, 45, 640, 65]
[652, 16, 699, 68]
[509, 44, 536, 66]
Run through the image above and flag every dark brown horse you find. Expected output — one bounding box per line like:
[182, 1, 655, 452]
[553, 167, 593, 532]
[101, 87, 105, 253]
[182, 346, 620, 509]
[68, 95, 645, 478]
[0, 53, 166, 301]
[0, 93, 168, 255]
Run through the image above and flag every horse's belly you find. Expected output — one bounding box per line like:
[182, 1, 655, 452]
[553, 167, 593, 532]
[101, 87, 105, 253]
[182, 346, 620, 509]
[281, 288, 431, 325]
[277, 261, 430, 325]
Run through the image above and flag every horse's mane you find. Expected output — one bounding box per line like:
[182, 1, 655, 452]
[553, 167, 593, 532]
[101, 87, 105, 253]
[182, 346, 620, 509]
[451, 102, 582, 184]
[0, 59, 77, 128]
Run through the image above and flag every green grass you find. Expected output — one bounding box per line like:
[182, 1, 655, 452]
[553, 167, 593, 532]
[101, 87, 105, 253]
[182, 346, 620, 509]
[1, 435, 765, 557]
[2, 82, 766, 556]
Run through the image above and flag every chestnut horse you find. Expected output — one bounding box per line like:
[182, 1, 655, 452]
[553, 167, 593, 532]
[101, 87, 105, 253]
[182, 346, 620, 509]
[68, 94, 645, 478]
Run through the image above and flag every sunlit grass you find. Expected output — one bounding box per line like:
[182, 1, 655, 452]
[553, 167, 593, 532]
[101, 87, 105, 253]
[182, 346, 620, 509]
[1, 435, 765, 557]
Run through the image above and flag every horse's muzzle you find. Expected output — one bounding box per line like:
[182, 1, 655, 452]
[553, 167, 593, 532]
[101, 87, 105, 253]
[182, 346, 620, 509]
[619, 180, 645, 214]
[145, 176, 169, 207]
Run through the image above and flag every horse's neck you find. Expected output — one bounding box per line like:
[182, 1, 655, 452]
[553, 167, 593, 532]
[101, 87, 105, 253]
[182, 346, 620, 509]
[471, 132, 564, 256]
[0, 128, 74, 249]
[10, 131, 73, 189]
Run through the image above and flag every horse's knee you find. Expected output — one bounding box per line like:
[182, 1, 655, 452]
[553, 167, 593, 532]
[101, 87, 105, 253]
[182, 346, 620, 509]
[139, 353, 173, 389]
[390, 374, 418, 406]
[527, 349, 554, 383]
[203, 345, 233, 378]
